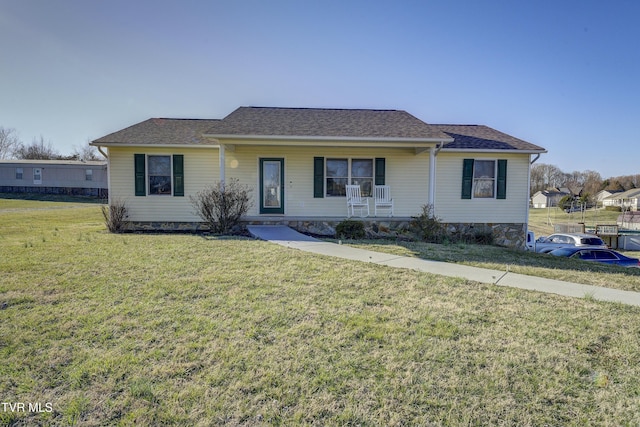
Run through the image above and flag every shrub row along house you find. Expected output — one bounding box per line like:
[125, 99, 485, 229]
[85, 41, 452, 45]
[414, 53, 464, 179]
[0, 159, 107, 198]
[91, 106, 546, 248]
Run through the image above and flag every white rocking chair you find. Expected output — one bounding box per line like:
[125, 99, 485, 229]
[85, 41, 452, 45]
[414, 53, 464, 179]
[374, 185, 394, 217]
[346, 185, 369, 218]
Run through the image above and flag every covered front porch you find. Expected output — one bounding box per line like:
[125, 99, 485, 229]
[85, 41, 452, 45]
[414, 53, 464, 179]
[210, 140, 444, 218]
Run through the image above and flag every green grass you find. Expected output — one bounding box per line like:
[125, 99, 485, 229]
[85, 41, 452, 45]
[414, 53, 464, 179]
[528, 206, 622, 236]
[346, 240, 640, 292]
[2, 199, 640, 425]
[348, 206, 640, 292]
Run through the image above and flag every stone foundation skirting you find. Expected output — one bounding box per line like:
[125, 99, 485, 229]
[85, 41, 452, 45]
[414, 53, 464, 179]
[0, 186, 107, 198]
[442, 222, 527, 249]
[123, 219, 527, 249]
[243, 218, 413, 239]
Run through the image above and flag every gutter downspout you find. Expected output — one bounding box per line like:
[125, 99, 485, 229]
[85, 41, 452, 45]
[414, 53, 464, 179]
[97, 146, 108, 160]
[97, 146, 111, 205]
[525, 153, 542, 246]
[219, 144, 226, 184]
[428, 142, 444, 207]
[530, 153, 540, 165]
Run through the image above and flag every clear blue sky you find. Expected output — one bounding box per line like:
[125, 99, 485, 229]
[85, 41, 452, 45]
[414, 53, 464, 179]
[1, 0, 638, 178]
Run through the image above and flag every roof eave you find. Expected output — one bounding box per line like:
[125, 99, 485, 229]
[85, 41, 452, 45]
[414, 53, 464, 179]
[441, 148, 548, 154]
[204, 133, 453, 145]
[90, 142, 219, 148]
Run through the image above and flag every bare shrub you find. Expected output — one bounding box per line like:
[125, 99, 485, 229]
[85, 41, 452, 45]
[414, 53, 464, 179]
[336, 219, 365, 240]
[102, 199, 128, 233]
[190, 179, 253, 234]
[410, 204, 445, 243]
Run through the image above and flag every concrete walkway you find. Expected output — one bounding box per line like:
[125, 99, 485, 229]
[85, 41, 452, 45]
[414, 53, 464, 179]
[247, 225, 640, 307]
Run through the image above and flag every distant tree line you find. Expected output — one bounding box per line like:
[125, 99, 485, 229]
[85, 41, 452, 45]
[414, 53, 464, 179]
[0, 126, 101, 161]
[531, 163, 640, 202]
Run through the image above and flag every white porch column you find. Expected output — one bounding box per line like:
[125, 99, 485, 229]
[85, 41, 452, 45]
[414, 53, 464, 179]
[428, 146, 436, 206]
[219, 144, 226, 183]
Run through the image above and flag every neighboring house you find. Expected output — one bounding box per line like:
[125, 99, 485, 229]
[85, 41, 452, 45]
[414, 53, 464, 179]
[596, 189, 623, 207]
[604, 188, 640, 211]
[0, 159, 108, 198]
[91, 107, 546, 248]
[531, 188, 569, 208]
[565, 185, 583, 198]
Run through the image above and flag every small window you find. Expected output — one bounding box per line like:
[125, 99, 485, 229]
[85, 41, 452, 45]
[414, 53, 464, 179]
[472, 160, 496, 198]
[15, 168, 23, 180]
[148, 155, 171, 195]
[85, 169, 93, 181]
[462, 159, 507, 199]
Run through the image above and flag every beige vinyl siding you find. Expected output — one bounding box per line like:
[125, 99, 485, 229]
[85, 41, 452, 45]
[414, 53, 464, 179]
[109, 146, 533, 224]
[108, 147, 219, 222]
[224, 145, 431, 217]
[435, 152, 530, 223]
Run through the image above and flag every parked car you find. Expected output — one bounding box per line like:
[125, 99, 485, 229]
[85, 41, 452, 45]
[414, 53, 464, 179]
[549, 247, 640, 268]
[526, 232, 607, 253]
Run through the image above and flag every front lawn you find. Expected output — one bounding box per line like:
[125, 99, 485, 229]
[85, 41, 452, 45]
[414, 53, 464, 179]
[346, 240, 640, 292]
[2, 199, 640, 425]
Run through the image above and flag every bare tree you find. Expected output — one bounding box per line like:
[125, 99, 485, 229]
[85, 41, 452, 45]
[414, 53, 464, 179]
[530, 164, 546, 194]
[14, 136, 60, 160]
[0, 127, 21, 159]
[72, 141, 101, 161]
[582, 170, 603, 196]
[531, 163, 564, 193]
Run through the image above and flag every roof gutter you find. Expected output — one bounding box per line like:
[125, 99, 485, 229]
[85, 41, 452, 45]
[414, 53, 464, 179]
[204, 133, 453, 144]
[89, 143, 219, 149]
[442, 148, 547, 155]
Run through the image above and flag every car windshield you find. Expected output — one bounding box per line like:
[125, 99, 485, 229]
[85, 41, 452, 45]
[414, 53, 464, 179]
[580, 237, 604, 245]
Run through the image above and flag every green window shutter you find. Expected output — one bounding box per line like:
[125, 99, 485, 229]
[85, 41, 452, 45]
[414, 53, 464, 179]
[313, 157, 324, 198]
[461, 158, 473, 199]
[375, 158, 386, 185]
[134, 154, 146, 196]
[497, 159, 507, 199]
[173, 155, 184, 197]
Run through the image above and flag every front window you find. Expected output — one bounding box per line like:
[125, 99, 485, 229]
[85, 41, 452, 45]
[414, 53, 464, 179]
[326, 158, 374, 197]
[351, 159, 373, 197]
[148, 155, 171, 195]
[326, 159, 348, 196]
[473, 160, 495, 198]
[16, 168, 23, 180]
[85, 169, 93, 181]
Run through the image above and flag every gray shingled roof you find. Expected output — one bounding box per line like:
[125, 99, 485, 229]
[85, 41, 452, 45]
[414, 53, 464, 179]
[606, 188, 640, 200]
[91, 108, 545, 152]
[205, 107, 451, 140]
[433, 124, 545, 151]
[92, 118, 220, 145]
